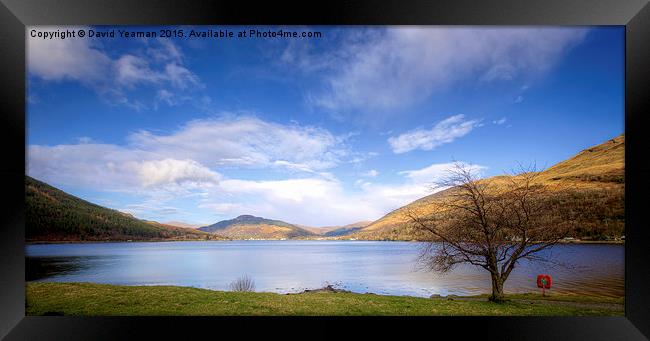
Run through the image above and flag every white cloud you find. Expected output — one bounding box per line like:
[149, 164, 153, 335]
[388, 114, 481, 154]
[27, 115, 349, 191]
[114, 55, 162, 86]
[27, 144, 220, 195]
[128, 116, 349, 171]
[164, 63, 201, 89]
[147, 38, 184, 63]
[399, 162, 485, 185]
[198, 202, 244, 214]
[28, 143, 147, 190]
[27, 26, 203, 109]
[201, 177, 383, 226]
[27, 26, 112, 83]
[290, 27, 587, 114]
[156, 89, 175, 106]
[113, 55, 201, 91]
[136, 159, 220, 187]
[77, 136, 94, 144]
[220, 178, 338, 203]
[356, 182, 432, 211]
[272, 160, 316, 173]
[361, 169, 379, 177]
[198, 161, 484, 226]
[121, 203, 181, 219]
[493, 117, 507, 125]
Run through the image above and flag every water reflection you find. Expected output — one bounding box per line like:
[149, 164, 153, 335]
[25, 241, 624, 298]
[26, 256, 92, 281]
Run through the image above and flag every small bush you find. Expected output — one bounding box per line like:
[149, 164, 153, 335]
[229, 275, 255, 292]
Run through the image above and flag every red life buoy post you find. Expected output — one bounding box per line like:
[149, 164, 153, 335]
[536, 274, 552, 297]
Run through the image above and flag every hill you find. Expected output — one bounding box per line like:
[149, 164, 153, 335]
[321, 221, 372, 237]
[301, 221, 372, 237]
[198, 215, 316, 239]
[164, 221, 203, 229]
[350, 135, 625, 241]
[26, 176, 223, 242]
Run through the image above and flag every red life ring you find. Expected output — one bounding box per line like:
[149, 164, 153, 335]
[536, 274, 552, 289]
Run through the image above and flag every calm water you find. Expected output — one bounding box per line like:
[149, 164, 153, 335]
[25, 241, 624, 298]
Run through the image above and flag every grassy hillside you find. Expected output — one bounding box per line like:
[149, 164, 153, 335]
[198, 215, 316, 239]
[26, 282, 623, 316]
[164, 221, 202, 229]
[301, 221, 372, 236]
[537, 135, 624, 185]
[26, 176, 222, 242]
[351, 135, 625, 241]
[323, 221, 371, 237]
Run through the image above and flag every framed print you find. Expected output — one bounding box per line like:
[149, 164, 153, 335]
[1, 0, 649, 340]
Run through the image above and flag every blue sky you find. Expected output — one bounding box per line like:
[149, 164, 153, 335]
[26, 26, 624, 227]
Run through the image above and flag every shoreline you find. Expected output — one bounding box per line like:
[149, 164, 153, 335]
[26, 280, 626, 301]
[26, 239, 221, 245]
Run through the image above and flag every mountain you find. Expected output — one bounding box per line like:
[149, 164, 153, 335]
[301, 221, 373, 237]
[350, 135, 625, 241]
[198, 215, 317, 239]
[26, 176, 223, 242]
[164, 221, 203, 229]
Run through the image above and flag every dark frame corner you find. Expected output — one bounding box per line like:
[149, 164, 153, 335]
[1, 0, 649, 340]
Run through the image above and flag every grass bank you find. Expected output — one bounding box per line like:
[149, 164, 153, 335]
[26, 282, 623, 316]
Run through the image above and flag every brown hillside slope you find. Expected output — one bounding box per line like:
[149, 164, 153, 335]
[198, 215, 316, 240]
[164, 221, 203, 229]
[210, 223, 309, 240]
[301, 221, 373, 235]
[350, 135, 624, 241]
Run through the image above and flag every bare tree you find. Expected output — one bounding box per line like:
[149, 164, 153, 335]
[229, 274, 256, 292]
[407, 163, 577, 302]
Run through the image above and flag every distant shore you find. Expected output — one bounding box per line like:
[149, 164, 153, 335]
[26, 238, 625, 245]
[556, 239, 624, 245]
[26, 238, 219, 245]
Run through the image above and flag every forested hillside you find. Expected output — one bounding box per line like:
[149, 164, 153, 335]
[26, 176, 222, 242]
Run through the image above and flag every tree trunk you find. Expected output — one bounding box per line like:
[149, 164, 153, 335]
[489, 274, 505, 303]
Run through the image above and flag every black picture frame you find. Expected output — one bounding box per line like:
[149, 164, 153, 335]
[1, 0, 649, 340]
